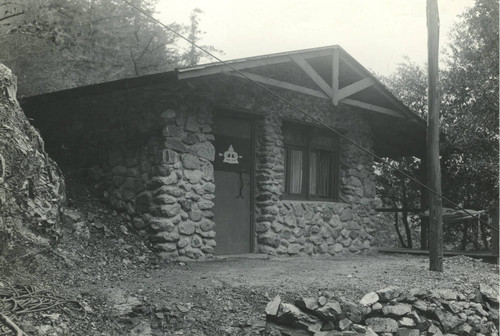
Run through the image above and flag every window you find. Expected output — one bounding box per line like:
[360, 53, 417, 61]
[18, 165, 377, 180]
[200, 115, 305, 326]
[283, 123, 339, 201]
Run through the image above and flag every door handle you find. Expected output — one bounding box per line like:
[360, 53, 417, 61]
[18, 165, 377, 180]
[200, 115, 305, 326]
[236, 171, 244, 199]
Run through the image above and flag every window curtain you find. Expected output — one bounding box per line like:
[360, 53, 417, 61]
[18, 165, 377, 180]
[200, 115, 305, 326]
[317, 152, 331, 197]
[309, 152, 317, 195]
[310, 151, 331, 197]
[289, 149, 303, 194]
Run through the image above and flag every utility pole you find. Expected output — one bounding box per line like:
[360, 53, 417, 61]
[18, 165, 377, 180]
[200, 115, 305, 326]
[426, 0, 443, 272]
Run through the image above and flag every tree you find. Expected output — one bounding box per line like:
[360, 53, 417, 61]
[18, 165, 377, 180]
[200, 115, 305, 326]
[379, 0, 498, 251]
[384, 57, 428, 118]
[181, 8, 223, 67]
[375, 157, 423, 248]
[377, 59, 428, 248]
[0, 1, 218, 96]
[440, 0, 499, 211]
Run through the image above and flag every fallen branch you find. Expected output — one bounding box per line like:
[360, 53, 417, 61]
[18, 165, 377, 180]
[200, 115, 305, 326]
[0, 11, 25, 24]
[0, 313, 26, 336]
[0, 279, 87, 319]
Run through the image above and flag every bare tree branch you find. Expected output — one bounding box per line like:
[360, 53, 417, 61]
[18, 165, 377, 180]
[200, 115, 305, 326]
[0, 11, 24, 23]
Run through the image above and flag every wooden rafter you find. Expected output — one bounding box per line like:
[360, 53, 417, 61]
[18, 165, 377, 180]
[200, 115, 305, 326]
[177, 46, 410, 120]
[337, 77, 375, 101]
[337, 52, 421, 123]
[332, 49, 340, 105]
[341, 98, 403, 118]
[290, 54, 333, 99]
[228, 72, 329, 99]
[177, 47, 337, 80]
[177, 57, 288, 80]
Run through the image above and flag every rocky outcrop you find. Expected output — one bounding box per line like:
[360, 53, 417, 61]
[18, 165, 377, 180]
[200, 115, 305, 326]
[0, 63, 65, 250]
[265, 285, 499, 335]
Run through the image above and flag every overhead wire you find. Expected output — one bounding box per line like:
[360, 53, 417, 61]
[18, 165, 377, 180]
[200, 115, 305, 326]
[120, 0, 498, 232]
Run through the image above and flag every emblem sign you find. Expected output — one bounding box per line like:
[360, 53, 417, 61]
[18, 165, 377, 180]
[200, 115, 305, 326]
[219, 144, 242, 164]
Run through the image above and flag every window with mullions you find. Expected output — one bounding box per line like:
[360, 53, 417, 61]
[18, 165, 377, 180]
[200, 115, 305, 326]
[283, 123, 339, 201]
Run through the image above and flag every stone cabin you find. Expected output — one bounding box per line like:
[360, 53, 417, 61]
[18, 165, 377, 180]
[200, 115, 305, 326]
[22, 46, 426, 259]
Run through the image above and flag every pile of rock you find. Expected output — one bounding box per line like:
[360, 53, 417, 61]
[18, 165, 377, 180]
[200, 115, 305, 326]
[265, 284, 499, 336]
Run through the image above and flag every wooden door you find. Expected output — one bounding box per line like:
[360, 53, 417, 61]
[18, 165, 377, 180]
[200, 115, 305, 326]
[213, 115, 253, 254]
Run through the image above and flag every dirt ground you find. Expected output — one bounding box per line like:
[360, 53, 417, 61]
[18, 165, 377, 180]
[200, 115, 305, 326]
[1, 174, 498, 335]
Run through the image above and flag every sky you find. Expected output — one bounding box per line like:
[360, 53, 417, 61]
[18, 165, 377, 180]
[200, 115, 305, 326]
[156, 0, 475, 76]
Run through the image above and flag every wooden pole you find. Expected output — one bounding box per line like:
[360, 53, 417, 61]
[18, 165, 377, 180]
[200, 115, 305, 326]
[419, 156, 429, 249]
[426, 0, 443, 272]
[492, 207, 499, 261]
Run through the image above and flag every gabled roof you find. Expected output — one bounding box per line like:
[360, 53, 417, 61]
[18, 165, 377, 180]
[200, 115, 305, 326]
[22, 45, 426, 158]
[176, 45, 425, 126]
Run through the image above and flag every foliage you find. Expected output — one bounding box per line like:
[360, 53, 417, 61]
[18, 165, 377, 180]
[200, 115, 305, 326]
[383, 56, 428, 118]
[375, 157, 423, 248]
[181, 8, 223, 67]
[377, 59, 428, 248]
[440, 0, 499, 211]
[377, 0, 498, 250]
[0, 0, 218, 96]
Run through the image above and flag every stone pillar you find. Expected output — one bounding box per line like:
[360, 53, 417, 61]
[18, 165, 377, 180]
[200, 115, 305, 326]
[254, 113, 284, 254]
[145, 107, 217, 259]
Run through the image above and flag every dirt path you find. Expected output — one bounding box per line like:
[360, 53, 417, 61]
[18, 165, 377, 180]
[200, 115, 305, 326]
[169, 254, 494, 295]
[5, 246, 497, 335]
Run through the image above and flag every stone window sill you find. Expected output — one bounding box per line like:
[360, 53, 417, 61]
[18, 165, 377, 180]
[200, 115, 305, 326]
[281, 199, 349, 205]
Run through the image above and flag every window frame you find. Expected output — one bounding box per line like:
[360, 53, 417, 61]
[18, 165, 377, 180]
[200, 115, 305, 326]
[283, 123, 340, 202]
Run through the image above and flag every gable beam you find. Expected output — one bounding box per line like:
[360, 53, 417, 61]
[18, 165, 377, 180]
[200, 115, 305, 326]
[332, 49, 340, 105]
[338, 53, 423, 123]
[177, 47, 337, 80]
[341, 98, 403, 118]
[338, 77, 376, 101]
[290, 55, 334, 99]
[177, 57, 290, 80]
[228, 72, 329, 99]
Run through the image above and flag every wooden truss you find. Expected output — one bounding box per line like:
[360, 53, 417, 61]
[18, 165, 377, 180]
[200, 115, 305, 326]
[177, 47, 405, 119]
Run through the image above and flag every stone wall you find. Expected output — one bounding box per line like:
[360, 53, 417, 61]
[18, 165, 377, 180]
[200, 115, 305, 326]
[142, 107, 217, 259]
[265, 284, 499, 336]
[252, 92, 379, 257]
[23, 72, 383, 259]
[24, 82, 221, 259]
